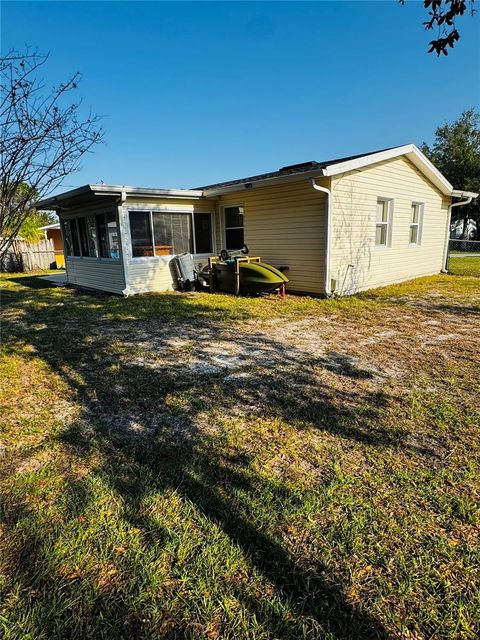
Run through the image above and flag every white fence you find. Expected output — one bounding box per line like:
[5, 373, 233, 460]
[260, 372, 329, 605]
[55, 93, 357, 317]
[1, 238, 56, 272]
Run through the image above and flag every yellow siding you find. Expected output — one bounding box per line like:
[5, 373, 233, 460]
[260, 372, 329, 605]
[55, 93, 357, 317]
[330, 157, 450, 295]
[123, 197, 216, 295]
[218, 180, 328, 294]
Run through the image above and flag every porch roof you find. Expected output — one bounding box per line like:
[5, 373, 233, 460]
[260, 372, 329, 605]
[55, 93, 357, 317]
[36, 184, 204, 210]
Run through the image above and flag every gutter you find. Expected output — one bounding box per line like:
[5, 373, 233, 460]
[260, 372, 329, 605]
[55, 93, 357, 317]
[310, 178, 332, 296]
[441, 190, 478, 273]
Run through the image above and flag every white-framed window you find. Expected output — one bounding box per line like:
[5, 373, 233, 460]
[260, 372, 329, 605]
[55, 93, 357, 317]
[375, 198, 393, 247]
[409, 202, 424, 245]
[224, 205, 244, 250]
[128, 210, 213, 258]
[62, 212, 119, 260]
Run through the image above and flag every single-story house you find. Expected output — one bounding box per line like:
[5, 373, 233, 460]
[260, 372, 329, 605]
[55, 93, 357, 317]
[35, 144, 478, 297]
[38, 222, 65, 268]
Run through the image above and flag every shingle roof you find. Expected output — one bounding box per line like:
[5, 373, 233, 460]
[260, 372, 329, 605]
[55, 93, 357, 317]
[196, 146, 400, 191]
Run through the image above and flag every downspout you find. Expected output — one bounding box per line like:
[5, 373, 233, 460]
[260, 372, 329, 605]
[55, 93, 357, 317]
[117, 189, 129, 295]
[310, 178, 332, 296]
[441, 195, 473, 273]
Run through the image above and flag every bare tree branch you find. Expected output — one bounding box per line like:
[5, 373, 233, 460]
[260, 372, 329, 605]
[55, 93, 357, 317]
[0, 48, 104, 257]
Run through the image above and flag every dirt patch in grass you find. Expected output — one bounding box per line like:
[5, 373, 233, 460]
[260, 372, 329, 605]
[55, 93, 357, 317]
[1, 271, 479, 639]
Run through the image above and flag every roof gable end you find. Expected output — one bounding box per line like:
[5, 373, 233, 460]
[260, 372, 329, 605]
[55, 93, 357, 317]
[322, 144, 453, 195]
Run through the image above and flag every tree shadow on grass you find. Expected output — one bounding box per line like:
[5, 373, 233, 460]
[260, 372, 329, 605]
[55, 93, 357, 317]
[0, 284, 398, 638]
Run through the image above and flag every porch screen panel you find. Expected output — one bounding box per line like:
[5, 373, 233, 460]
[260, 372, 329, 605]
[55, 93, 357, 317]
[152, 212, 191, 255]
[96, 214, 109, 257]
[70, 218, 81, 256]
[77, 217, 90, 256]
[106, 212, 120, 259]
[62, 219, 73, 256]
[85, 215, 99, 257]
[129, 211, 153, 257]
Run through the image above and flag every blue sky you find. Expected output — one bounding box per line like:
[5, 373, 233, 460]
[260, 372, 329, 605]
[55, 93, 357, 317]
[2, 1, 479, 191]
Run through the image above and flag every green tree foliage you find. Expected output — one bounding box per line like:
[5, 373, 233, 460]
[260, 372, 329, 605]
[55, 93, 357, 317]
[2, 182, 57, 244]
[421, 108, 480, 238]
[18, 211, 57, 244]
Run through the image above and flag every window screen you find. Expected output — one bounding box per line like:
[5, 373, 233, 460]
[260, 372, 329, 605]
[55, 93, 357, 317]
[129, 211, 154, 257]
[153, 212, 192, 255]
[194, 213, 212, 254]
[75, 216, 98, 257]
[85, 216, 98, 257]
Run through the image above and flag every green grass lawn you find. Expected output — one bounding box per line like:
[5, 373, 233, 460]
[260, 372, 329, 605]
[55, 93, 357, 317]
[1, 271, 479, 639]
[448, 256, 480, 277]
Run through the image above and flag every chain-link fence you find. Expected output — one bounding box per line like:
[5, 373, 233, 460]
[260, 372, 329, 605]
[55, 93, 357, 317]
[449, 238, 480, 255]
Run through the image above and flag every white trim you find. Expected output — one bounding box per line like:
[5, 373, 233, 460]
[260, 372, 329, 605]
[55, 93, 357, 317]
[91, 184, 204, 198]
[37, 147, 463, 209]
[118, 205, 130, 294]
[202, 145, 456, 197]
[322, 145, 454, 196]
[126, 207, 215, 261]
[125, 202, 205, 212]
[310, 178, 332, 296]
[37, 146, 464, 209]
[374, 197, 394, 248]
[38, 223, 60, 230]
[223, 204, 245, 251]
[452, 190, 479, 199]
[409, 202, 424, 246]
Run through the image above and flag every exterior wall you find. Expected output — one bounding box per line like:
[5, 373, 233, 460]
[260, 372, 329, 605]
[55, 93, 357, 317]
[66, 257, 126, 293]
[218, 179, 328, 295]
[329, 157, 450, 295]
[122, 197, 217, 295]
[62, 200, 126, 294]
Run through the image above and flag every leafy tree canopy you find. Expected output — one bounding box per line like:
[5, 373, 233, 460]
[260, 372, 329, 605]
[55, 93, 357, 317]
[421, 108, 480, 237]
[2, 182, 57, 244]
[18, 211, 57, 244]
